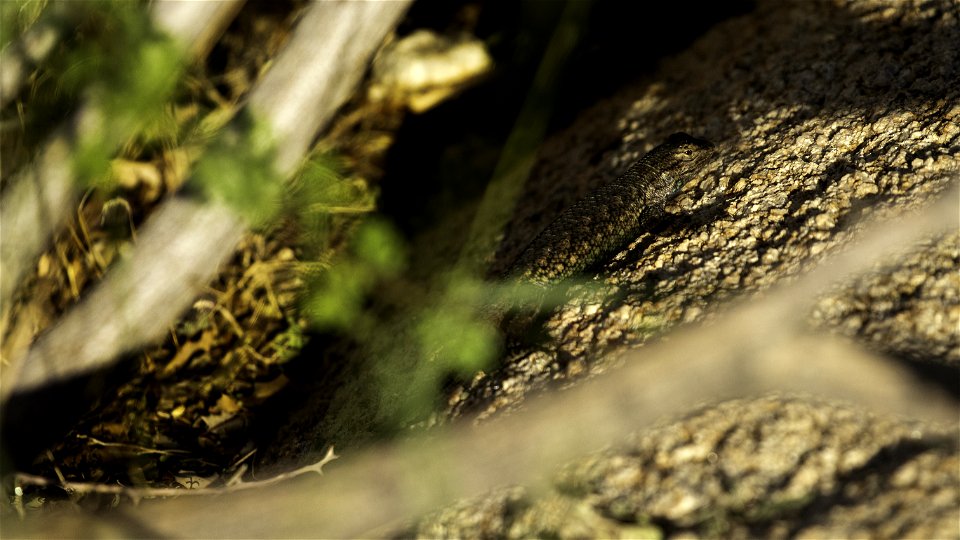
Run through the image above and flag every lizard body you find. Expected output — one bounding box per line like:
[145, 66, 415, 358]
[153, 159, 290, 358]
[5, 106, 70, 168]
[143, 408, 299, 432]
[508, 132, 715, 285]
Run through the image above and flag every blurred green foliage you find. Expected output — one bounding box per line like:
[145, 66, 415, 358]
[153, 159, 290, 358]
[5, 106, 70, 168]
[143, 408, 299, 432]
[193, 111, 284, 227]
[2, 2, 185, 188]
[416, 279, 500, 375]
[380, 273, 503, 425]
[300, 209, 507, 426]
[0, 0, 46, 50]
[303, 217, 406, 331]
[268, 323, 307, 364]
[299, 159, 377, 216]
[55, 2, 184, 186]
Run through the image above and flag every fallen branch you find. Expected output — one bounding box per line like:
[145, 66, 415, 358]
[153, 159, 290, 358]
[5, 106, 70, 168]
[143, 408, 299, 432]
[3, 0, 412, 399]
[12, 446, 337, 509]
[9, 182, 955, 539]
[0, 1, 242, 325]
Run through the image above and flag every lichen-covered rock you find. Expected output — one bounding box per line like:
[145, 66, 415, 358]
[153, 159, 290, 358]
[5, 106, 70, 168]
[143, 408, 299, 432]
[813, 230, 960, 366]
[427, 0, 959, 537]
[557, 397, 958, 539]
[449, 0, 959, 420]
[413, 397, 958, 539]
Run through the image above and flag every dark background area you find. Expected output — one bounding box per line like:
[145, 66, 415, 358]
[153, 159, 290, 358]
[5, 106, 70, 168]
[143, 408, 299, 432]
[380, 0, 754, 246]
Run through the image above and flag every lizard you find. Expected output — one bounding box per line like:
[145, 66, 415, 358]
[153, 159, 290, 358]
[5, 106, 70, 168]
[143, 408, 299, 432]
[445, 132, 718, 413]
[507, 132, 716, 286]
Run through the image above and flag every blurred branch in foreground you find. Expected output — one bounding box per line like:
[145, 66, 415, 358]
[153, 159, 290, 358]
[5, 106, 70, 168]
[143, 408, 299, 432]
[0, 1, 242, 332]
[0, 2, 62, 110]
[2, 0, 411, 399]
[11, 180, 956, 539]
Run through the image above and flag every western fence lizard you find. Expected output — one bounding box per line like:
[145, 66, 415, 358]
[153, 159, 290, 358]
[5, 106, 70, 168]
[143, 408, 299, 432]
[508, 132, 716, 285]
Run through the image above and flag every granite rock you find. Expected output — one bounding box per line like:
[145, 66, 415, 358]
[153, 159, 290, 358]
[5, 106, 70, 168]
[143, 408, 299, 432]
[427, 0, 960, 537]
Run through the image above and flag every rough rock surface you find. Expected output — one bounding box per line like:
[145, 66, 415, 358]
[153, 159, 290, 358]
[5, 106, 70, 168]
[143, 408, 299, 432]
[447, 0, 960, 419]
[421, 0, 959, 537]
[410, 397, 958, 539]
[814, 230, 960, 366]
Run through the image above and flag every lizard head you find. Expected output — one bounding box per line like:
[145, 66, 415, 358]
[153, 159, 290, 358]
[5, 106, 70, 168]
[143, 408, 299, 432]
[654, 132, 716, 193]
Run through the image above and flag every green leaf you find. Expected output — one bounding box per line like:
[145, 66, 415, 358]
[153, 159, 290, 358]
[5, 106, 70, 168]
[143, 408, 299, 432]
[353, 219, 407, 276]
[303, 261, 374, 331]
[193, 112, 283, 227]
